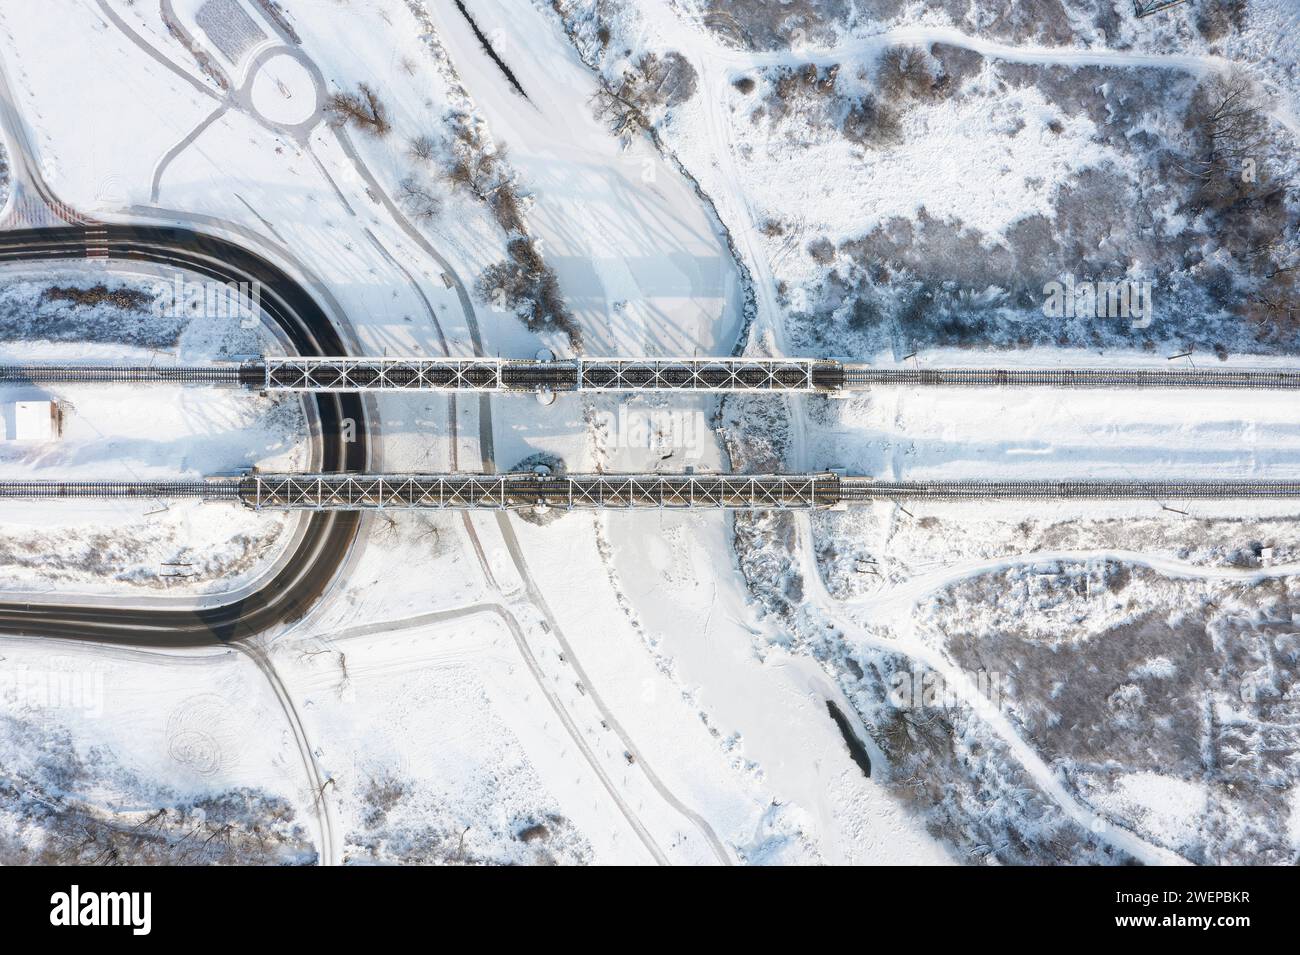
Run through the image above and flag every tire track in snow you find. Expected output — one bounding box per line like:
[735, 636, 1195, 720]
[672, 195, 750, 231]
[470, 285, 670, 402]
[844, 546, 1300, 620]
[240, 643, 340, 865]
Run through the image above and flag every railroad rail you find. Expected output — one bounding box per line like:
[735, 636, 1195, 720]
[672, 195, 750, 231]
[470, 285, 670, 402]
[0, 363, 245, 385]
[838, 479, 1300, 501]
[7, 359, 1300, 392]
[0, 480, 228, 499]
[0, 358, 836, 391]
[5, 474, 1300, 509]
[838, 366, 1300, 390]
[242, 472, 841, 509]
[260, 357, 837, 392]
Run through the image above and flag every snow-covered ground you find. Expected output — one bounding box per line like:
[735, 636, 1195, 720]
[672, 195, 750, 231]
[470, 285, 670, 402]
[2, 0, 1299, 866]
[548, 0, 1300, 864]
[0, 263, 306, 597]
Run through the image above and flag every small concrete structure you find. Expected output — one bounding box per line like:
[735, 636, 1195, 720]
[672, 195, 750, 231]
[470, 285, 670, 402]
[11, 400, 61, 442]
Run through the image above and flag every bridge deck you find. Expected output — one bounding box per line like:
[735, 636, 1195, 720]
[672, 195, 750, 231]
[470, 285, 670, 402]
[9, 360, 1300, 392]
[260, 357, 835, 392]
[4, 475, 1300, 508]
[242, 472, 842, 509]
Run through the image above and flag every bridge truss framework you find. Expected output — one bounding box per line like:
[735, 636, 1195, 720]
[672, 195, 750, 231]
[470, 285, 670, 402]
[257, 357, 837, 393]
[242, 472, 842, 509]
[5, 475, 1300, 510]
[10, 358, 1300, 393]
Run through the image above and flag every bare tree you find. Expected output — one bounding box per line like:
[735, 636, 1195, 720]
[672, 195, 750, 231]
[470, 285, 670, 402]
[444, 117, 511, 201]
[842, 94, 901, 147]
[446, 150, 502, 200]
[398, 175, 441, 222]
[591, 51, 697, 137]
[325, 82, 392, 137]
[476, 238, 580, 347]
[1183, 73, 1269, 213]
[1243, 260, 1300, 338]
[408, 133, 438, 163]
[876, 46, 937, 102]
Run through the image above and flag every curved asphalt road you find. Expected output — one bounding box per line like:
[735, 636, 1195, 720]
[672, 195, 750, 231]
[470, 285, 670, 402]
[0, 225, 367, 646]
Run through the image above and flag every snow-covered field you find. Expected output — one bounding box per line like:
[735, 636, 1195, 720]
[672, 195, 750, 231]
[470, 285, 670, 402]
[1, 0, 1299, 866]
[0, 263, 306, 596]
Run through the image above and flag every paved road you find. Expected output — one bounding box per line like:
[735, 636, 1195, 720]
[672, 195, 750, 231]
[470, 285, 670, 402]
[0, 225, 367, 647]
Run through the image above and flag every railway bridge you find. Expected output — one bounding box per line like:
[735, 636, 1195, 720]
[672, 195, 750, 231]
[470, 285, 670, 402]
[6, 358, 1300, 393]
[0, 357, 839, 392]
[4, 474, 1300, 510]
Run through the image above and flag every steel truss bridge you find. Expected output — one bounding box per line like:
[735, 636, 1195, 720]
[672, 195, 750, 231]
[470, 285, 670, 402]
[0, 357, 839, 392]
[7, 359, 1300, 393]
[4, 474, 1300, 510]
[259, 357, 843, 392]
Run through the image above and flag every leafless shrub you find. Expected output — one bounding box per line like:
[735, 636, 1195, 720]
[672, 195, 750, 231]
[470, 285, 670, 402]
[446, 149, 502, 200]
[1182, 72, 1269, 214]
[591, 51, 698, 136]
[361, 775, 410, 829]
[762, 62, 839, 124]
[788, 62, 838, 99]
[876, 46, 939, 102]
[1196, 0, 1247, 42]
[806, 237, 835, 266]
[517, 821, 550, 842]
[477, 238, 580, 347]
[408, 134, 438, 163]
[397, 175, 441, 222]
[489, 186, 526, 234]
[443, 116, 529, 234]
[842, 94, 901, 147]
[783, 62, 838, 97]
[43, 284, 152, 310]
[1243, 261, 1300, 339]
[444, 117, 509, 199]
[325, 82, 391, 137]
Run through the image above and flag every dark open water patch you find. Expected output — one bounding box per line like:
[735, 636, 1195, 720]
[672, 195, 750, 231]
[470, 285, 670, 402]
[454, 1, 530, 101]
[826, 700, 871, 777]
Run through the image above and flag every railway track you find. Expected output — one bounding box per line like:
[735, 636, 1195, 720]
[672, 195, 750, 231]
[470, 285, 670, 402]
[0, 480, 224, 499]
[5, 474, 1300, 509]
[8, 359, 1300, 392]
[0, 363, 244, 384]
[258, 357, 834, 392]
[840, 479, 1300, 501]
[839, 366, 1300, 390]
[236, 472, 841, 509]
